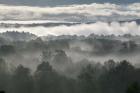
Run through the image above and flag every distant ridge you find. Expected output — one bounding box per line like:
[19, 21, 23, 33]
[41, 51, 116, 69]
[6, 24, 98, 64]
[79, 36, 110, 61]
[0, 31, 37, 41]
[0, 19, 140, 28]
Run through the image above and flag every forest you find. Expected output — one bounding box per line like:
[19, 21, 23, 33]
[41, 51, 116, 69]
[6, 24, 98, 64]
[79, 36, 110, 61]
[0, 31, 139, 93]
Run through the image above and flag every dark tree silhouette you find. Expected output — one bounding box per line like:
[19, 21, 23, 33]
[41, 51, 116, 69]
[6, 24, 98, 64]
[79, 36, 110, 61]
[10, 65, 33, 93]
[126, 82, 140, 93]
[78, 64, 98, 93]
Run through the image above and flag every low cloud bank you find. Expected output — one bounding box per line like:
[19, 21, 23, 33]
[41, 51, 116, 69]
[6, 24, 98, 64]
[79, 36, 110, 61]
[0, 3, 140, 21]
[0, 21, 140, 36]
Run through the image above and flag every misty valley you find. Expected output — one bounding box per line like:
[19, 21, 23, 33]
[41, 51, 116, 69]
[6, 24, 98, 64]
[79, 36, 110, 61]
[0, 31, 139, 93]
[0, 0, 140, 93]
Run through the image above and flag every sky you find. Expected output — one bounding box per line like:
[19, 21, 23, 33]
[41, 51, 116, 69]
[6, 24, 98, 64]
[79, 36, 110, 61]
[0, 0, 139, 6]
[0, 0, 140, 36]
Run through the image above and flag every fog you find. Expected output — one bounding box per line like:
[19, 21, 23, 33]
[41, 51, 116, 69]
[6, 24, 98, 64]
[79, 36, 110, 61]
[0, 1, 140, 93]
[4, 51, 42, 71]
[0, 21, 140, 36]
[66, 50, 140, 65]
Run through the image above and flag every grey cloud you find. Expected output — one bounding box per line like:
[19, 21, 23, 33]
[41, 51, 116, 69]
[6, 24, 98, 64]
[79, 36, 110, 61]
[0, 21, 140, 36]
[0, 3, 139, 22]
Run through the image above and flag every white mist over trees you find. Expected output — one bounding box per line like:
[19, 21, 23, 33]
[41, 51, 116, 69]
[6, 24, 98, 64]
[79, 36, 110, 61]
[0, 0, 140, 93]
[0, 32, 140, 93]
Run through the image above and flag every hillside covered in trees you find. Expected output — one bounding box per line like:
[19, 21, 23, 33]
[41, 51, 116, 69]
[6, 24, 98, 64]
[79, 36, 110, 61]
[0, 32, 140, 93]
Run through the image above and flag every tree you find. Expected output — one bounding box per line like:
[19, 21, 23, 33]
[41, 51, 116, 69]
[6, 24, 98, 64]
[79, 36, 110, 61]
[126, 82, 140, 93]
[101, 60, 135, 93]
[0, 45, 15, 56]
[52, 50, 72, 72]
[104, 59, 116, 71]
[34, 62, 60, 93]
[10, 65, 33, 93]
[78, 64, 98, 93]
[0, 58, 8, 91]
[121, 41, 137, 53]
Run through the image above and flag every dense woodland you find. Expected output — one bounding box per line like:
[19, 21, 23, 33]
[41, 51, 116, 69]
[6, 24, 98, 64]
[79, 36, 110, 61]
[0, 31, 140, 93]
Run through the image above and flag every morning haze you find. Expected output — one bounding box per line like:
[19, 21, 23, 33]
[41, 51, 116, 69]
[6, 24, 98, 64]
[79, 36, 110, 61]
[0, 0, 140, 93]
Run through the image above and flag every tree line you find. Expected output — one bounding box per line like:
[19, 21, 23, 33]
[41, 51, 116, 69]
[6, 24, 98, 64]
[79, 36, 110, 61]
[0, 58, 139, 93]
